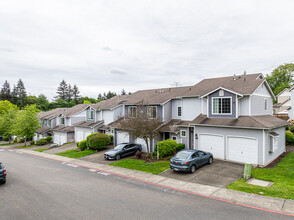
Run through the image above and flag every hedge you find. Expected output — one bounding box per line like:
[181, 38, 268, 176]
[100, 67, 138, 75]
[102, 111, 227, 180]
[36, 139, 47, 146]
[87, 133, 111, 150]
[45, 136, 52, 142]
[153, 139, 185, 158]
[286, 131, 294, 145]
[77, 140, 87, 151]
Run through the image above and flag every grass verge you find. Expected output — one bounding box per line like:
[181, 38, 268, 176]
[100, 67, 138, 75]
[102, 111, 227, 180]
[56, 149, 96, 159]
[33, 148, 50, 152]
[227, 152, 294, 200]
[109, 159, 170, 175]
[17, 145, 37, 149]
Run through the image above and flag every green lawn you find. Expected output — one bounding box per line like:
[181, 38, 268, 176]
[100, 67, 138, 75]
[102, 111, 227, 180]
[109, 159, 170, 175]
[0, 142, 17, 145]
[227, 152, 294, 200]
[33, 148, 50, 152]
[56, 149, 96, 159]
[63, 142, 74, 146]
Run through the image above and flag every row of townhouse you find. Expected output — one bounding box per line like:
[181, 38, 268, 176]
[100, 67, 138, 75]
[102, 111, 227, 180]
[36, 73, 288, 166]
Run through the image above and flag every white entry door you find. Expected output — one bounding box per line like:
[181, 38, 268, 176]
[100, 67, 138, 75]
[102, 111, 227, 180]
[227, 136, 258, 164]
[198, 134, 225, 159]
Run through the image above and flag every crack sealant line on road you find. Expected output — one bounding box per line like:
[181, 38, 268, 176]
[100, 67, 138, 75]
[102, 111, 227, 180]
[4, 147, 294, 217]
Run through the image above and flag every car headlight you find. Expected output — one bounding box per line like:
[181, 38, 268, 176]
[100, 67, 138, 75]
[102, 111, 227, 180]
[181, 161, 189, 165]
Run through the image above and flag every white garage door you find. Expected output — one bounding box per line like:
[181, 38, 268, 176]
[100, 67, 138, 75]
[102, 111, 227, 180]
[84, 132, 92, 139]
[135, 138, 148, 152]
[227, 136, 258, 164]
[198, 134, 225, 159]
[117, 131, 129, 144]
[76, 131, 84, 142]
[54, 133, 67, 145]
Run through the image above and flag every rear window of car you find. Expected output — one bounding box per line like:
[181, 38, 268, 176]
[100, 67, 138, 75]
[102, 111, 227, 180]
[175, 152, 190, 159]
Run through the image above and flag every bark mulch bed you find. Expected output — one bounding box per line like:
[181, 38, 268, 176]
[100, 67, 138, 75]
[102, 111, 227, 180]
[264, 145, 294, 168]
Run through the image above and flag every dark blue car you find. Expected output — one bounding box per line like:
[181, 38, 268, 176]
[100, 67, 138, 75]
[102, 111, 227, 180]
[104, 143, 142, 160]
[170, 149, 213, 173]
[0, 162, 6, 184]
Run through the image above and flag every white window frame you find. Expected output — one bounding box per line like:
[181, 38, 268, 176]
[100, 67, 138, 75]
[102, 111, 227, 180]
[88, 110, 94, 120]
[147, 106, 157, 119]
[60, 117, 65, 125]
[212, 97, 232, 115]
[177, 106, 182, 117]
[128, 106, 137, 118]
[180, 130, 186, 137]
[269, 135, 279, 153]
[171, 136, 177, 141]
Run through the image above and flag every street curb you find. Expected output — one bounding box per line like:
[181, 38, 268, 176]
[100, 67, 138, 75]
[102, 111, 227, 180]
[3, 147, 294, 216]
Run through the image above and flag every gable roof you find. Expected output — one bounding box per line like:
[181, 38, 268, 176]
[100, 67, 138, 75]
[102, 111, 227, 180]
[58, 104, 93, 117]
[73, 120, 104, 128]
[92, 95, 129, 110]
[38, 108, 67, 120]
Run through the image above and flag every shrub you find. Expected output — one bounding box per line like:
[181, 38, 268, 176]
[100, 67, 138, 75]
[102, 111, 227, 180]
[19, 138, 25, 143]
[31, 140, 35, 145]
[36, 139, 47, 146]
[135, 151, 142, 159]
[78, 140, 87, 151]
[45, 136, 52, 143]
[153, 139, 178, 158]
[3, 136, 9, 142]
[175, 143, 185, 152]
[286, 131, 294, 145]
[87, 133, 111, 150]
[290, 126, 294, 133]
[108, 135, 113, 143]
[13, 138, 18, 143]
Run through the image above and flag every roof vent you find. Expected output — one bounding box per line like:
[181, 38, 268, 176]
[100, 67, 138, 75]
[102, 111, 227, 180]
[233, 74, 236, 80]
[244, 71, 247, 81]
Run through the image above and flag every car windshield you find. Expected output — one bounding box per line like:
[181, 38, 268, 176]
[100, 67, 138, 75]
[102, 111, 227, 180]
[114, 144, 126, 150]
[175, 152, 190, 159]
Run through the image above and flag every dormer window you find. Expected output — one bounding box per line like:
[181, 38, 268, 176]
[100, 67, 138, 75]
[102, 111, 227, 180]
[88, 110, 94, 120]
[129, 106, 137, 118]
[212, 97, 231, 114]
[60, 117, 65, 125]
[177, 106, 182, 117]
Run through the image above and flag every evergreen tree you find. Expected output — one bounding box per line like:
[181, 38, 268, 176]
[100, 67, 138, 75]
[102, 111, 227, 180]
[67, 84, 73, 102]
[121, 89, 126, 95]
[15, 79, 27, 108]
[36, 94, 49, 111]
[97, 93, 103, 100]
[11, 85, 17, 105]
[106, 91, 116, 99]
[72, 84, 80, 103]
[0, 80, 11, 101]
[55, 80, 68, 101]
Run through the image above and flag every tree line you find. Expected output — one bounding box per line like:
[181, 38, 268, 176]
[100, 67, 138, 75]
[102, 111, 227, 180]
[0, 79, 131, 111]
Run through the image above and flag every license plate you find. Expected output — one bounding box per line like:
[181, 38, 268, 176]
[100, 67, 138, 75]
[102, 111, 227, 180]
[174, 168, 179, 171]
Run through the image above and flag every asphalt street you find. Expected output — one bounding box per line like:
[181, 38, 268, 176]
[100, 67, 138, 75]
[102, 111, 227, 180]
[0, 149, 292, 220]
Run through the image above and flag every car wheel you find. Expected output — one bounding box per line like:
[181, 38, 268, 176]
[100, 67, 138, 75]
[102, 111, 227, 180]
[208, 157, 213, 164]
[0, 180, 6, 184]
[190, 165, 196, 173]
[115, 154, 121, 160]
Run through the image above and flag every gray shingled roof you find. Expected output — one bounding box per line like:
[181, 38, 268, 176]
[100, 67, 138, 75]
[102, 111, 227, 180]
[74, 120, 103, 128]
[92, 95, 129, 110]
[59, 104, 93, 117]
[159, 119, 192, 132]
[38, 108, 67, 119]
[191, 114, 288, 129]
[52, 126, 75, 133]
[36, 127, 52, 134]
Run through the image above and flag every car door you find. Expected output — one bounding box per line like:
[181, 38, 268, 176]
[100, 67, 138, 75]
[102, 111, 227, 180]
[123, 144, 133, 156]
[197, 151, 207, 166]
[191, 153, 201, 167]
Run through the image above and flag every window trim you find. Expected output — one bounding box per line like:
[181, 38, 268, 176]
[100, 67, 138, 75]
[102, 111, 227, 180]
[60, 117, 65, 125]
[211, 97, 232, 115]
[128, 106, 137, 118]
[87, 110, 94, 120]
[171, 136, 177, 141]
[180, 130, 186, 137]
[177, 106, 182, 117]
[147, 106, 157, 119]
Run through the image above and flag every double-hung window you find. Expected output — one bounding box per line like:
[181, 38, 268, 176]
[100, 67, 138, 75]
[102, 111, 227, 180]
[129, 106, 137, 118]
[212, 97, 231, 114]
[88, 110, 94, 120]
[177, 106, 182, 117]
[147, 106, 157, 119]
[60, 117, 65, 125]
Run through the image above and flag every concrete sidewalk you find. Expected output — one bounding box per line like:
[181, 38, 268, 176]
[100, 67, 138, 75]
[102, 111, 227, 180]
[10, 148, 294, 215]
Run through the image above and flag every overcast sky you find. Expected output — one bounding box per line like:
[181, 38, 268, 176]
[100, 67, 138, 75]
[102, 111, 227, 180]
[0, 0, 294, 101]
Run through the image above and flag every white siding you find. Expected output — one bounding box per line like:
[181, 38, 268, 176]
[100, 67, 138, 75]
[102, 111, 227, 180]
[251, 95, 273, 116]
[102, 110, 114, 125]
[239, 96, 250, 116]
[201, 98, 207, 115]
[182, 97, 201, 121]
[289, 90, 294, 119]
[113, 106, 123, 121]
[96, 110, 102, 121]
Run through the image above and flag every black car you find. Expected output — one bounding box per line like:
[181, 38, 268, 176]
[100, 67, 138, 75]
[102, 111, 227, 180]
[170, 149, 213, 173]
[104, 143, 142, 160]
[0, 162, 6, 184]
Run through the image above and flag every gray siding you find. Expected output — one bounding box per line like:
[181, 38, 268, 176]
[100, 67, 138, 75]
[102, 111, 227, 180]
[182, 97, 201, 121]
[113, 106, 123, 121]
[70, 116, 85, 125]
[172, 99, 181, 119]
[201, 98, 207, 115]
[251, 95, 273, 116]
[102, 110, 114, 125]
[239, 96, 250, 116]
[194, 126, 264, 165]
[264, 127, 285, 165]
[208, 90, 237, 119]
[50, 118, 56, 128]
[289, 90, 294, 119]
[163, 101, 172, 122]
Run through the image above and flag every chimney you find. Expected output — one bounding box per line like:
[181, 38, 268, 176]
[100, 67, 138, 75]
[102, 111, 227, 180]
[233, 74, 236, 80]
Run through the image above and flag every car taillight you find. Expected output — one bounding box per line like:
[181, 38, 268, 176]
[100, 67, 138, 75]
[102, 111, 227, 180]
[4, 169, 6, 176]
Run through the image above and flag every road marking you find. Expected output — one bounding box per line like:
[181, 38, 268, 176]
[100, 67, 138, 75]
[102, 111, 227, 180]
[89, 169, 96, 172]
[16, 151, 23, 154]
[97, 171, 110, 176]
[0, 149, 5, 152]
[8, 150, 14, 152]
[61, 162, 78, 168]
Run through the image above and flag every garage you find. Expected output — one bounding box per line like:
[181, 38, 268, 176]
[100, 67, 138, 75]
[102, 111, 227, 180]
[75, 129, 92, 142]
[116, 131, 129, 145]
[227, 136, 258, 164]
[198, 134, 225, 159]
[135, 138, 148, 152]
[54, 132, 67, 145]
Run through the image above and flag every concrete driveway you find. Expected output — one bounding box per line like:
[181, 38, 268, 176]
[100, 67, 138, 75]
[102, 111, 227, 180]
[159, 159, 244, 188]
[45, 143, 78, 154]
[79, 145, 115, 165]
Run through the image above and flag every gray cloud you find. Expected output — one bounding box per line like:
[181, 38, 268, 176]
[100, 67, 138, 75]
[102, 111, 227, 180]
[110, 68, 128, 76]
